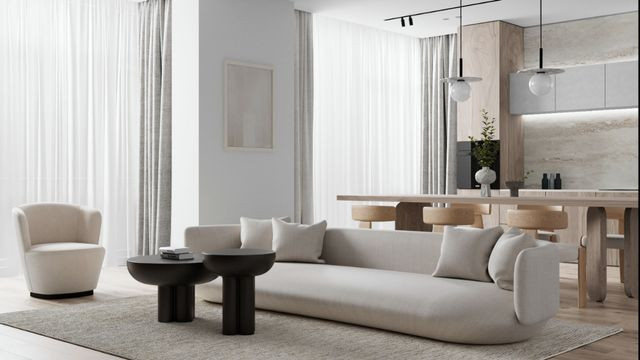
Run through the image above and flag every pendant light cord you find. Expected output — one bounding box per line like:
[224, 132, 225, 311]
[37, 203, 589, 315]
[459, 0, 463, 77]
[539, 0, 543, 69]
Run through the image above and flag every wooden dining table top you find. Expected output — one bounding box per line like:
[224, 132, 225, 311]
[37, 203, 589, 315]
[337, 194, 639, 208]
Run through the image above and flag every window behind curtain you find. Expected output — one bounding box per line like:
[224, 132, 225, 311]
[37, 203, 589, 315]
[312, 16, 421, 228]
[0, 0, 140, 275]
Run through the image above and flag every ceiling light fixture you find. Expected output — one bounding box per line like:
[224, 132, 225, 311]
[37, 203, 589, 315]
[409, 16, 414, 26]
[401, 17, 406, 27]
[442, 0, 481, 102]
[518, 0, 563, 96]
[384, 0, 501, 25]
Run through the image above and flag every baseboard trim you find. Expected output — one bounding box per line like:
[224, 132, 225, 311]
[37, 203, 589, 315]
[30, 290, 94, 300]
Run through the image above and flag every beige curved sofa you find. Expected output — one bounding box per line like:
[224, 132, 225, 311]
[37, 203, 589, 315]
[185, 226, 559, 344]
[13, 203, 105, 298]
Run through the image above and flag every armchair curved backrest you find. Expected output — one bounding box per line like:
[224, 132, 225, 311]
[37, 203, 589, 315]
[13, 203, 102, 251]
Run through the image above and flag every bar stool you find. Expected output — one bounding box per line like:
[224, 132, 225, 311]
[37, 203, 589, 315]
[423, 204, 491, 232]
[351, 205, 396, 229]
[507, 205, 587, 308]
[580, 207, 626, 283]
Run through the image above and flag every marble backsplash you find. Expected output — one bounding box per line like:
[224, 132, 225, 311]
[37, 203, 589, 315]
[523, 109, 638, 189]
[522, 12, 638, 190]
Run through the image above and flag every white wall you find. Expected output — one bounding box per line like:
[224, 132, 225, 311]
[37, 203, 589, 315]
[172, 0, 200, 246]
[172, 0, 295, 242]
[198, 0, 295, 225]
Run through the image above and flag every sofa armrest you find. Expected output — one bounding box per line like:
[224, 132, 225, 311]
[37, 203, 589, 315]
[77, 207, 102, 245]
[513, 241, 559, 325]
[184, 225, 241, 254]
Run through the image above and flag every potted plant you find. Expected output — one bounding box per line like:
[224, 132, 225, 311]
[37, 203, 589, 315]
[469, 109, 499, 197]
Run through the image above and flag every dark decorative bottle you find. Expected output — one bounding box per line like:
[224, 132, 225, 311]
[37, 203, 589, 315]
[541, 173, 549, 189]
[554, 173, 562, 189]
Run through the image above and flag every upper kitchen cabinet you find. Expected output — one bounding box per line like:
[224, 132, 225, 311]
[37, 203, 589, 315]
[605, 61, 638, 108]
[510, 60, 638, 114]
[555, 64, 605, 112]
[510, 72, 555, 115]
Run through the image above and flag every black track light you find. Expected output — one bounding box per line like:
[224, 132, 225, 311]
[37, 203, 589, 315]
[400, 17, 405, 27]
[409, 16, 414, 26]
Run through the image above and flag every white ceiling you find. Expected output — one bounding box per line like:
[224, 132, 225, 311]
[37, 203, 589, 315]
[293, 0, 638, 37]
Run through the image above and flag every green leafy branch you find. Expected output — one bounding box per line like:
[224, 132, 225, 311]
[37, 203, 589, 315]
[468, 109, 499, 168]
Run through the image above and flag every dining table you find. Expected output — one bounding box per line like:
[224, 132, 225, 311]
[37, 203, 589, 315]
[337, 193, 638, 301]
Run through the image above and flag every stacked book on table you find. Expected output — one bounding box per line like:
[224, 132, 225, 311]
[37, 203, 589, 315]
[159, 247, 194, 260]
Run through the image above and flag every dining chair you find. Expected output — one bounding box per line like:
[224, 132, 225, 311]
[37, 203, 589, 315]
[423, 204, 491, 232]
[351, 205, 396, 229]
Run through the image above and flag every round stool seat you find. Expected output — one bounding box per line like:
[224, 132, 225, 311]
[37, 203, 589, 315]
[422, 207, 475, 226]
[351, 205, 396, 222]
[506, 209, 568, 230]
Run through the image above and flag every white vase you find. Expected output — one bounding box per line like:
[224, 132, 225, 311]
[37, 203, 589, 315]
[475, 167, 496, 197]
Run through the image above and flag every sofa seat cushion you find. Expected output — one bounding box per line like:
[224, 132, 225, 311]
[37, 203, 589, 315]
[197, 262, 545, 344]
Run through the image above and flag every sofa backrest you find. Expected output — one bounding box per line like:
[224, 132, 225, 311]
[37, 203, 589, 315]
[322, 228, 442, 274]
[184, 225, 443, 275]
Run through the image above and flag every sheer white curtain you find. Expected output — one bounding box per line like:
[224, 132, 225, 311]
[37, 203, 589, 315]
[0, 0, 140, 275]
[312, 16, 421, 228]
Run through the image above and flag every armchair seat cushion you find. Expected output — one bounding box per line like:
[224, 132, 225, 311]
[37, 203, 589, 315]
[29, 242, 104, 254]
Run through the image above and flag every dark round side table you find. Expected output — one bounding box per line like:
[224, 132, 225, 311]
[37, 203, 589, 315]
[127, 254, 218, 322]
[203, 249, 275, 335]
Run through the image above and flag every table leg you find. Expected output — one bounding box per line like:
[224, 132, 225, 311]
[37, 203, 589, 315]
[238, 276, 256, 335]
[395, 202, 432, 232]
[624, 208, 638, 298]
[222, 277, 238, 335]
[158, 285, 195, 323]
[586, 207, 607, 302]
[222, 276, 257, 335]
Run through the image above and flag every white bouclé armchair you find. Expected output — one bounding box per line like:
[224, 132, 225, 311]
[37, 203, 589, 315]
[12, 203, 105, 298]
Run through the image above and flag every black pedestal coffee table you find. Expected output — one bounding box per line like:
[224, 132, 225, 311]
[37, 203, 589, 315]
[127, 254, 218, 322]
[203, 249, 275, 335]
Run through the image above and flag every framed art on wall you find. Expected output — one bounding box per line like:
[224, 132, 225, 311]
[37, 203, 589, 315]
[224, 60, 274, 150]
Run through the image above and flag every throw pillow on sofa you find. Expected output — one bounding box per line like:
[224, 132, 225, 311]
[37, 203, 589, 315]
[488, 227, 536, 291]
[240, 217, 290, 250]
[272, 218, 327, 263]
[432, 226, 504, 282]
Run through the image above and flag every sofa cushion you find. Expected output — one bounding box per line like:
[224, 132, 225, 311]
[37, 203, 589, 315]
[272, 219, 327, 263]
[197, 262, 544, 344]
[240, 217, 290, 250]
[432, 226, 504, 282]
[488, 227, 536, 291]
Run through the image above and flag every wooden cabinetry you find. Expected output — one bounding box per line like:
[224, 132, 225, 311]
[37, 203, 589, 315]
[457, 21, 524, 187]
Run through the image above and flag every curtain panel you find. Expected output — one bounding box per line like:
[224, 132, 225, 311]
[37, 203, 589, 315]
[420, 34, 458, 195]
[0, 0, 140, 274]
[294, 10, 314, 224]
[137, 0, 172, 255]
[312, 16, 422, 229]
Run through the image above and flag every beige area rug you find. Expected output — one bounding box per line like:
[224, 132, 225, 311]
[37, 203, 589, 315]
[0, 296, 621, 360]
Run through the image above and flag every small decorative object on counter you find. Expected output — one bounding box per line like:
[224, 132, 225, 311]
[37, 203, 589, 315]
[506, 181, 524, 197]
[541, 173, 549, 189]
[469, 109, 499, 197]
[554, 173, 562, 189]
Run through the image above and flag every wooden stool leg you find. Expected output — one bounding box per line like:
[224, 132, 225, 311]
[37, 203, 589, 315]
[619, 249, 625, 284]
[578, 247, 587, 308]
[359, 221, 372, 229]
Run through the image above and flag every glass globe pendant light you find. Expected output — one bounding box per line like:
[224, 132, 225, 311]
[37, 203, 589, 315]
[443, 0, 481, 102]
[518, 0, 563, 96]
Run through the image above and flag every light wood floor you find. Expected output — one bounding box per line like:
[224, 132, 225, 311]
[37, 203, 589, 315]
[0, 265, 637, 360]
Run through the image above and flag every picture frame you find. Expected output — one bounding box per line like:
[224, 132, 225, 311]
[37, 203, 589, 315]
[224, 60, 274, 151]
